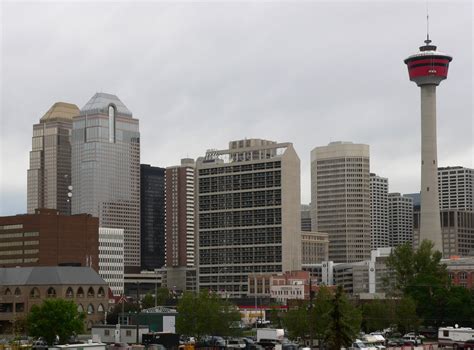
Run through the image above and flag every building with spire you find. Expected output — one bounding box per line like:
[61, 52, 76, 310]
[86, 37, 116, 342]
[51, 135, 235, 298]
[71, 93, 140, 271]
[404, 34, 452, 253]
[27, 102, 79, 215]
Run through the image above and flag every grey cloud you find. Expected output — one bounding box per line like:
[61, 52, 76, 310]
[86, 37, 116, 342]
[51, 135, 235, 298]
[1, 1, 472, 215]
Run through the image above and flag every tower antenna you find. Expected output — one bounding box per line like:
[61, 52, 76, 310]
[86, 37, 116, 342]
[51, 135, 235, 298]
[425, 2, 431, 45]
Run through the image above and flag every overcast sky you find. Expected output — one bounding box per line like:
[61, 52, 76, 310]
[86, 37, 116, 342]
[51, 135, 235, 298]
[0, 0, 472, 216]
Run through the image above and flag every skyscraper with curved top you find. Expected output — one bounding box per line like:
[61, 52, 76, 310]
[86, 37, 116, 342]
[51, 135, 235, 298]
[71, 93, 140, 270]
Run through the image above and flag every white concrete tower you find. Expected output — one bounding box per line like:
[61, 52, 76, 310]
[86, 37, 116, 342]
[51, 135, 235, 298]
[404, 35, 452, 253]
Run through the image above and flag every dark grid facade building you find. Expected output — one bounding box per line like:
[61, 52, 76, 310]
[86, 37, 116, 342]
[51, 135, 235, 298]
[438, 166, 474, 211]
[414, 209, 474, 257]
[140, 164, 165, 270]
[196, 139, 301, 297]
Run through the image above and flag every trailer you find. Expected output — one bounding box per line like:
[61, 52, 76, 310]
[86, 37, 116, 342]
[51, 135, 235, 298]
[438, 327, 474, 349]
[256, 329, 284, 343]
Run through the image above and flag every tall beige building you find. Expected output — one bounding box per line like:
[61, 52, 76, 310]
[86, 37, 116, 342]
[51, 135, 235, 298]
[196, 139, 301, 297]
[311, 142, 371, 263]
[27, 102, 80, 215]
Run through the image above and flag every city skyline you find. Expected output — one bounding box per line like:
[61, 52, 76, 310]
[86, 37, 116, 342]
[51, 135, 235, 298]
[1, 1, 472, 215]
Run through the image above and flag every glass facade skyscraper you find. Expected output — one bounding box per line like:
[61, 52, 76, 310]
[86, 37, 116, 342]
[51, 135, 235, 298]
[140, 164, 165, 270]
[71, 93, 140, 269]
[27, 102, 80, 215]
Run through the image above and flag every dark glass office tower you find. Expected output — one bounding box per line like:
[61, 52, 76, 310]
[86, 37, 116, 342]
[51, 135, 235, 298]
[141, 164, 165, 270]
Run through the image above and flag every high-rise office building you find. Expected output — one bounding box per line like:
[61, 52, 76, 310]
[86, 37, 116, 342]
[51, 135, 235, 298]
[414, 209, 474, 257]
[301, 231, 329, 264]
[98, 227, 124, 296]
[311, 141, 371, 263]
[140, 164, 165, 270]
[388, 193, 414, 247]
[71, 93, 140, 271]
[438, 166, 474, 211]
[27, 102, 79, 215]
[370, 173, 389, 249]
[404, 36, 452, 253]
[196, 139, 301, 297]
[164, 159, 196, 291]
[301, 204, 312, 232]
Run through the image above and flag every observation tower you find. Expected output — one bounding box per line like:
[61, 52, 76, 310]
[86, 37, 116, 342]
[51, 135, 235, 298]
[404, 34, 452, 253]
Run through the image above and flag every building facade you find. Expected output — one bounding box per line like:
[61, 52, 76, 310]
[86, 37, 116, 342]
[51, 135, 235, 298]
[388, 193, 414, 247]
[27, 102, 79, 215]
[369, 173, 389, 249]
[414, 209, 474, 257]
[98, 227, 124, 296]
[301, 231, 329, 264]
[0, 266, 108, 332]
[196, 139, 301, 297]
[301, 204, 312, 232]
[0, 209, 98, 270]
[164, 159, 196, 291]
[72, 93, 140, 271]
[438, 166, 474, 211]
[311, 141, 371, 263]
[141, 164, 165, 270]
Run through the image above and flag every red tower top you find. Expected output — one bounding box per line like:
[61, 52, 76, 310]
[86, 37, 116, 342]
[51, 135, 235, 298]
[404, 39, 452, 86]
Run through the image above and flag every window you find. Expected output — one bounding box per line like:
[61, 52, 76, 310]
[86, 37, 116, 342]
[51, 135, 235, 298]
[104, 330, 110, 336]
[4, 288, 11, 296]
[47, 287, 56, 298]
[97, 304, 105, 313]
[77, 287, 84, 298]
[87, 287, 95, 298]
[66, 287, 74, 298]
[87, 304, 94, 314]
[126, 330, 132, 337]
[14, 288, 21, 296]
[77, 304, 84, 313]
[29, 288, 40, 299]
[97, 287, 105, 297]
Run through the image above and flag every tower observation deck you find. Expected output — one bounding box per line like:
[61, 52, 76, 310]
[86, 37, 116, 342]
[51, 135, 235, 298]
[404, 39, 452, 254]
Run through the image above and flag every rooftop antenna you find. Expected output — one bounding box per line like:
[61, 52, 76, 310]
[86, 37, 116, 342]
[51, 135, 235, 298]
[425, 2, 431, 45]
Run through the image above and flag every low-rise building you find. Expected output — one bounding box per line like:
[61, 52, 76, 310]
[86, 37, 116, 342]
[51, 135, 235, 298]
[0, 266, 108, 333]
[301, 231, 329, 264]
[0, 209, 99, 270]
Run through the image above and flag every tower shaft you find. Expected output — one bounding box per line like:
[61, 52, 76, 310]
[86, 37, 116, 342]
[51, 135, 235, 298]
[420, 85, 442, 252]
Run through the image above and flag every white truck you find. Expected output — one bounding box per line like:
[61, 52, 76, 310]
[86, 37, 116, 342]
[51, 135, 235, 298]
[257, 328, 285, 343]
[438, 327, 474, 349]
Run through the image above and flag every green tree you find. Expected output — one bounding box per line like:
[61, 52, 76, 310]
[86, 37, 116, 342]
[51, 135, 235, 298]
[141, 293, 155, 309]
[155, 287, 170, 306]
[326, 286, 361, 350]
[283, 302, 310, 341]
[27, 299, 85, 345]
[106, 301, 139, 325]
[176, 290, 241, 339]
[395, 296, 421, 334]
[362, 299, 395, 333]
[385, 240, 460, 327]
[311, 285, 333, 347]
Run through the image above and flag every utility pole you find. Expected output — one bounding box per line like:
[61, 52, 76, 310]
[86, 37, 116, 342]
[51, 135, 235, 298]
[308, 276, 314, 349]
[136, 282, 140, 345]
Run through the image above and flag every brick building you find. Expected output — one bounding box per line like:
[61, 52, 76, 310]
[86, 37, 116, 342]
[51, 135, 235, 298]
[0, 266, 108, 332]
[0, 209, 99, 270]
